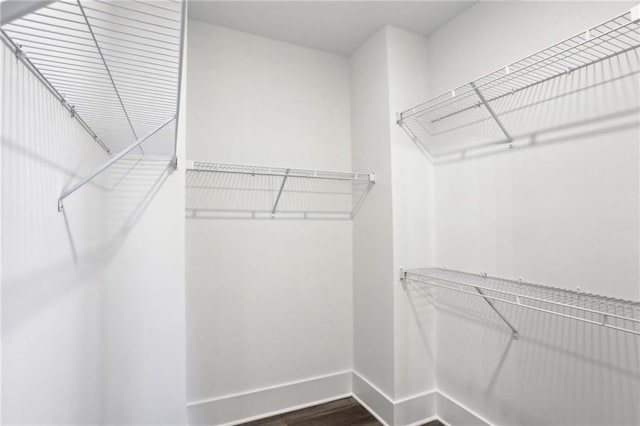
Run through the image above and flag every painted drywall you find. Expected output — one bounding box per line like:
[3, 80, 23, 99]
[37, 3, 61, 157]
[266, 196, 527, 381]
[185, 20, 354, 423]
[1, 41, 108, 425]
[423, 2, 640, 425]
[350, 25, 438, 425]
[1, 24, 188, 425]
[386, 27, 436, 408]
[349, 27, 396, 420]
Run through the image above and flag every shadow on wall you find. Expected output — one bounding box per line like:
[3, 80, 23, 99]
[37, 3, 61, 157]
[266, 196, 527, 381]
[401, 35, 640, 163]
[185, 170, 373, 220]
[405, 283, 640, 425]
[2, 132, 173, 334]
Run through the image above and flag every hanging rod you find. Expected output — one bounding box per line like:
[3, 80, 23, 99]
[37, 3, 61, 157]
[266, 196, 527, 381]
[401, 268, 640, 337]
[58, 115, 176, 212]
[397, 6, 640, 156]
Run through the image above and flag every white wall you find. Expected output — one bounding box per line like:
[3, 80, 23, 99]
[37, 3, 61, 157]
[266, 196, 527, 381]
[185, 21, 354, 424]
[1, 25, 188, 425]
[350, 25, 438, 425]
[424, 2, 640, 425]
[349, 28, 396, 418]
[386, 25, 437, 411]
[2, 41, 108, 425]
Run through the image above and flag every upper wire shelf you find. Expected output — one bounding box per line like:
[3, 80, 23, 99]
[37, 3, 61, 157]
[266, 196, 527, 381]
[186, 162, 375, 220]
[402, 268, 640, 337]
[1, 0, 185, 157]
[398, 7, 640, 158]
[1, 0, 186, 211]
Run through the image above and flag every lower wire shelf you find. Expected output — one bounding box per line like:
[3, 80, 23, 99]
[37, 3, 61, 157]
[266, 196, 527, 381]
[402, 268, 640, 337]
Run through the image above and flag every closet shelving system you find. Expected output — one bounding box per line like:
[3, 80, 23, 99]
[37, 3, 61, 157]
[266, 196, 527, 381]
[186, 162, 375, 220]
[398, 6, 640, 158]
[401, 268, 640, 337]
[0, 0, 186, 211]
[398, 6, 640, 339]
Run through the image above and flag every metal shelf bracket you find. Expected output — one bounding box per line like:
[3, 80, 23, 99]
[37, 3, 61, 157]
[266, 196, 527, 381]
[271, 168, 290, 217]
[470, 82, 513, 143]
[478, 273, 519, 340]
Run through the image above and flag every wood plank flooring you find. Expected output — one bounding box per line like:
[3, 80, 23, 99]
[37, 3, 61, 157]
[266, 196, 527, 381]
[242, 397, 444, 425]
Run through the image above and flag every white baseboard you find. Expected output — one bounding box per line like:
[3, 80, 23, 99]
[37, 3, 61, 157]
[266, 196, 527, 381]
[351, 371, 489, 426]
[351, 371, 395, 425]
[186, 370, 351, 425]
[436, 391, 491, 426]
[186, 370, 490, 426]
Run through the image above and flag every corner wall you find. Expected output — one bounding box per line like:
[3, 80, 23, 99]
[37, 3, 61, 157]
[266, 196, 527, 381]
[425, 2, 640, 425]
[350, 25, 437, 425]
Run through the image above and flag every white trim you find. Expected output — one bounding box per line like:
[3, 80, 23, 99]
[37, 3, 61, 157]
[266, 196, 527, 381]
[437, 391, 493, 426]
[352, 370, 395, 403]
[186, 370, 351, 425]
[186, 369, 491, 426]
[186, 369, 351, 407]
[224, 393, 352, 426]
[351, 393, 391, 426]
[394, 388, 437, 405]
[404, 415, 444, 426]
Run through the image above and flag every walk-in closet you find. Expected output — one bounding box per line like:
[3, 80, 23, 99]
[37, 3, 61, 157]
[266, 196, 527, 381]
[2, 1, 639, 425]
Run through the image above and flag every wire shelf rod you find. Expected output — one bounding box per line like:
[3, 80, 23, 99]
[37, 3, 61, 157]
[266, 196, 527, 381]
[13, 38, 180, 69]
[133, 0, 181, 13]
[86, 1, 181, 22]
[33, 12, 176, 39]
[8, 18, 180, 51]
[25, 50, 179, 75]
[51, 84, 176, 104]
[26, 51, 179, 83]
[40, 6, 181, 33]
[38, 67, 179, 91]
[4, 25, 180, 57]
[51, 78, 179, 96]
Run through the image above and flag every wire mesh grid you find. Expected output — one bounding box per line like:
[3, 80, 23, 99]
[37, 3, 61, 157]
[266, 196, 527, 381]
[404, 268, 640, 336]
[399, 9, 640, 156]
[1, 0, 184, 156]
[186, 162, 374, 219]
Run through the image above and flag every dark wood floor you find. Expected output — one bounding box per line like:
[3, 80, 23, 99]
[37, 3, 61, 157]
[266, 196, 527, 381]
[242, 397, 444, 425]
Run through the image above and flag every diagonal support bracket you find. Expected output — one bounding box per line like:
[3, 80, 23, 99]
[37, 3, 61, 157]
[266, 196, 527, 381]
[58, 115, 176, 212]
[271, 169, 290, 217]
[470, 82, 513, 143]
[475, 276, 519, 340]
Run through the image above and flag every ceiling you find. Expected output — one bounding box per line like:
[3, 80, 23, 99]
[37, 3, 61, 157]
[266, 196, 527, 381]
[188, 1, 476, 55]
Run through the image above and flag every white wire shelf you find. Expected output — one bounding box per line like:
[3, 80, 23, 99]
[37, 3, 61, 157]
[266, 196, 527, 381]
[402, 268, 640, 337]
[1, 0, 185, 157]
[186, 162, 375, 220]
[1, 0, 186, 211]
[398, 7, 640, 157]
